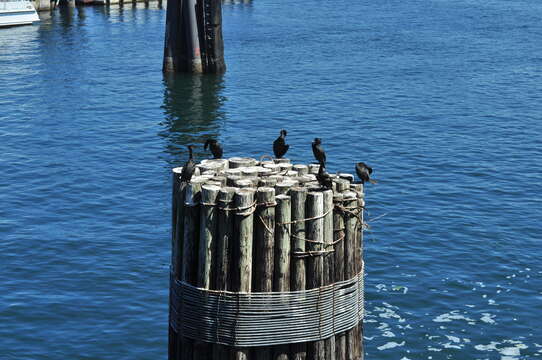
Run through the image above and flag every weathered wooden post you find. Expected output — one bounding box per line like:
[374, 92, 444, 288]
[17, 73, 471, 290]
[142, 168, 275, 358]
[350, 183, 364, 360]
[163, 0, 225, 73]
[213, 187, 236, 359]
[306, 191, 325, 360]
[332, 178, 350, 360]
[332, 192, 346, 360]
[193, 184, 220, 360]
[253, 187, 276, 360]
[290, 186, 308, 360]
[179, 179, 204, 359]
[343, 191, 358, 360]
[274, 194, 291, 360]
[322, 189, 335, 360]
[231, 188, 256, 360]
[169, 167, 183, 360]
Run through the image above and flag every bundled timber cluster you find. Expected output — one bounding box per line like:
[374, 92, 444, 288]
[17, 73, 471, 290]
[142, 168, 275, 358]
[169, 157, 365, 360]
[163, 0, 225, 73]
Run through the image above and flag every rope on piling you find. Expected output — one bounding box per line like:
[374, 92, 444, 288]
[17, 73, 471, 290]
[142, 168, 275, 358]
[276, 206, 334, 225]
[170, 268, 364, 347]
[291, 249, 335, 258]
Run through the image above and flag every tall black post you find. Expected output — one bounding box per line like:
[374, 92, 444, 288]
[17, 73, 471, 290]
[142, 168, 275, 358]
[163, 0, 225, 73]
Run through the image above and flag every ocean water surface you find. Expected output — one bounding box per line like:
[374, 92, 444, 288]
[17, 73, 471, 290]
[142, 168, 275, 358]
[1, 0, 541, 358]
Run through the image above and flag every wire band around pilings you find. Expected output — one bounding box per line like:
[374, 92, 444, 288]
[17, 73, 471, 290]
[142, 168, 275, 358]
[169, 266, 364, 347]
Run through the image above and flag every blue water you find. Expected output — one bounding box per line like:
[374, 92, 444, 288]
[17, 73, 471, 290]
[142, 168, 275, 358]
[1, 0, 542, 358]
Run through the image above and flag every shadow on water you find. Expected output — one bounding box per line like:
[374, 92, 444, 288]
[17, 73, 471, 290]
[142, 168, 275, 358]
[160, 73, 226, 167]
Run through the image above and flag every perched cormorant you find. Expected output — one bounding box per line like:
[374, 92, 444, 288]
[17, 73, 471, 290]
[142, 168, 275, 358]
[180, 145, 196, 187]
[312, 138, 326, 166]
[316, 161, 333, 189]
[204, 139, 223, 159]
[273, 129, 289, 159]
[355, 162, 377, 184]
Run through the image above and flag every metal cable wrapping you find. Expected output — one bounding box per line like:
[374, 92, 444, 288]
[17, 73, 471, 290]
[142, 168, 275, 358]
[169, 264, 364, 347]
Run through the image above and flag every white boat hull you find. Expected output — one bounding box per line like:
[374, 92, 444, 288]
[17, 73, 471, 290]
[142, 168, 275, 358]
[0, 0, 40, 27]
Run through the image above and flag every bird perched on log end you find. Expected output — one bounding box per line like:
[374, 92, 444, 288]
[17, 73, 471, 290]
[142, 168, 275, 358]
[312, 138, 326, 166]
[355, 162, 377, 184]
[273, 129, 289, 159]
[316, 161, 333, 189]
[204, 139, 223, 159]
[180, 145, 196, 189]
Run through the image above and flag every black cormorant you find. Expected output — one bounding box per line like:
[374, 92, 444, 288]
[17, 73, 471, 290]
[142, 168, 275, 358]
[355, 162, 377, 184]
[180, 145, 196, 188]
[204, 139, 223, 159]
[312, 138, 326, 166]
[316, 161, 333, 189]
[273, 129, 289, 159]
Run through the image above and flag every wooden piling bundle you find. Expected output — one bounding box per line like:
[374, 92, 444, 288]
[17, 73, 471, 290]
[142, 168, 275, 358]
[163, 0, 226, 73]
[169, 157, 366, 360]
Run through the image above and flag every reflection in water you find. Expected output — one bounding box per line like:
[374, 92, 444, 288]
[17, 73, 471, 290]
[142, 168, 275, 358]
[223, 0, 252, 5]
[161, 73, 226, 167]
[56, 4, 75, 30]
[76, 5, 87, 26]
[94, 3, 110, 17]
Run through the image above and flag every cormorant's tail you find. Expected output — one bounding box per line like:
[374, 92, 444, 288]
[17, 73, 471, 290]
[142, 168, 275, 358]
[318, 159, 326, 170]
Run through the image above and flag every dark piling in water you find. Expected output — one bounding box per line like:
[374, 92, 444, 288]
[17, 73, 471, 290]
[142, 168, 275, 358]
[163, 0, 225, 73]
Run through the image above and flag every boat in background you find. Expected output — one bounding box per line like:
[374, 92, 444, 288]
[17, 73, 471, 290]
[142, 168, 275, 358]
[0, 0, 40, 27]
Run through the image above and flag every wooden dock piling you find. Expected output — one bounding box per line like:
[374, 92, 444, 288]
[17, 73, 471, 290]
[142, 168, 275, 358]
[213, 187, 235, 359]
[163, 0, 225, 73]
[349, 183, 364, 360]
[169, 157, 365, 360]
[274, 193, 291, 360]
[232, 188, 256, 360]
[306, 191, 325, 360]
[253, 187, 276, 360]
[332, 192, 346, 360]
[194, 184, 220, 360]
[322, 189, 336, 360]
[290, 186, 308, 360]
[343, 191, 358, 360]
[169, 167, 184, 360]
[179, 180, 204, 359]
